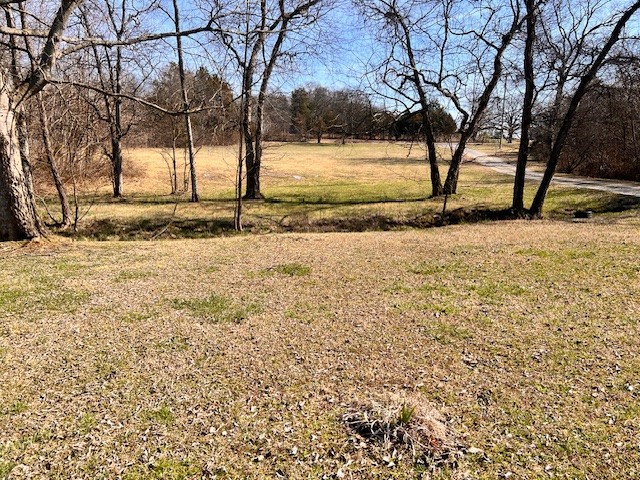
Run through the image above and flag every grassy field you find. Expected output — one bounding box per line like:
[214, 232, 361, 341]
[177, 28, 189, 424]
[44, 141, 639, 239]
[1, 223, 639, 479]
[2, 141, 639, 479]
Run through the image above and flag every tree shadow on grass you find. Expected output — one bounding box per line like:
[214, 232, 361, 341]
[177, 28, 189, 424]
[344, 156, 427, 167]
[590, 195, 640, 213]
[80, 194, 235, 206]
[265, 195, 433, 206]
[58, 190, 638, 241]
[60, 217, 237, 241]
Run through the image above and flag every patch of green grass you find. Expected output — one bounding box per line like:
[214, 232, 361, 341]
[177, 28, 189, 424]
[5, 400, 28, 415]
[0, 288, 29, 313]
[171, 294, 261, 323]
[383, 282, 412, 293]
[562, 248, 597, 260]
[171, 294, 229, 316]
[52, 260, 86, 274]
[410, 263, 448, 275]
[114, 270, 156, 282]
[121, 310, 155, 323]
[262, 262, 312, 277]
[0, 461, 16, 478]
[124, 458, 200, 480]
[398, 404, 416, 425]
[151, 458, 199, 479]
[78, 413, 97, 434]
[40, 290, 91, 313]
[146, 406, 175, 426]
[0, 283, 90, 315]
[515, 248, 552, 258]
[471, 281, 528, 302]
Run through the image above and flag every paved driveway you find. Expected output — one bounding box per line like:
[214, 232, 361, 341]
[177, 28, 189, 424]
[466, 148, 640, 198]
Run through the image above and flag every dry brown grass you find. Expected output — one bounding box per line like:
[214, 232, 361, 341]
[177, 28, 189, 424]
[42, 141, 639, 240]
[123, 142, 431, 194]
[1, 222, 639, 478]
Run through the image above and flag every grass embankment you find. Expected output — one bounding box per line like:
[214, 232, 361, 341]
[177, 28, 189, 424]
[1, 223, 639, 478]
[43, 141, 639, 239]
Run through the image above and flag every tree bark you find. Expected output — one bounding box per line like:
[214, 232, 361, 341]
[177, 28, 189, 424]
[242, 69, 259, 199]
[443, 138, 468, 195]
[111, 132, 124, 197]
[111, 43, 124, 197]
[0, 74, 44, 241]
[512, 0, 536, 214]
[423, 111, 443, 197]
[244, 10, 290, 200]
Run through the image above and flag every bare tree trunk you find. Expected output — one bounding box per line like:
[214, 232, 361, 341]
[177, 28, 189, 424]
[82, 4, 125, 198]
[112, 44, 124, 198]
[512, 0, 536, 215]
[243, 126, 259, 199]
[423, 111, 443, 197]
[246, 99, 265, 200]
[37, 92, 71, 226]
[172, 0, 199, 202]
[242, 111, 257, 199]
[238, 0, 321, 200]
[241, 60, 259, 199]
[111, 132, 124, 197]
[246, 133, 263, 199]
[439, 4, 520, 195]
[172, 137, 178, 194]
[235, 113, 245, 231]
[0, 75, 44, 241]
[443, 137, 469, 195]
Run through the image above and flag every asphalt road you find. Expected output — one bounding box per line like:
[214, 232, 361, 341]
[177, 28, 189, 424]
[466, 148, 640, 198]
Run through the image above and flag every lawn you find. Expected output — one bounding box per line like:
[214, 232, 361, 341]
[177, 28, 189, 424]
[2, 141, 639, 479]
[1, 223, 639, 479]
[41, 141, 639, 239]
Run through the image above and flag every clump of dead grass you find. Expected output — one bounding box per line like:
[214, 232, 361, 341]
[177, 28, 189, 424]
[343, 396, 465, 471]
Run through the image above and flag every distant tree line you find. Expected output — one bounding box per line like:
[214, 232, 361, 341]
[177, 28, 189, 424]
[262, 86, 456, 143]
[131, 82, 457, 146]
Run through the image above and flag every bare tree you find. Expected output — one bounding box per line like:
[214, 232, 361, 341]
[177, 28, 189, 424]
[36, 90, 72, 226]
[167, 0, 199, 201]
[435, 0, 522, 194]
[358, 0, 444, 196]
[213, 0, 328, 200]
[361, 0, 522, 195]
[0, 0, 80, 241]
[507, 0, 640, 216]
[0, 0, 226, 241]
[529, 0, 640, 216]
[6, 3, 72, 226]
[79, 0, 156, 198]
